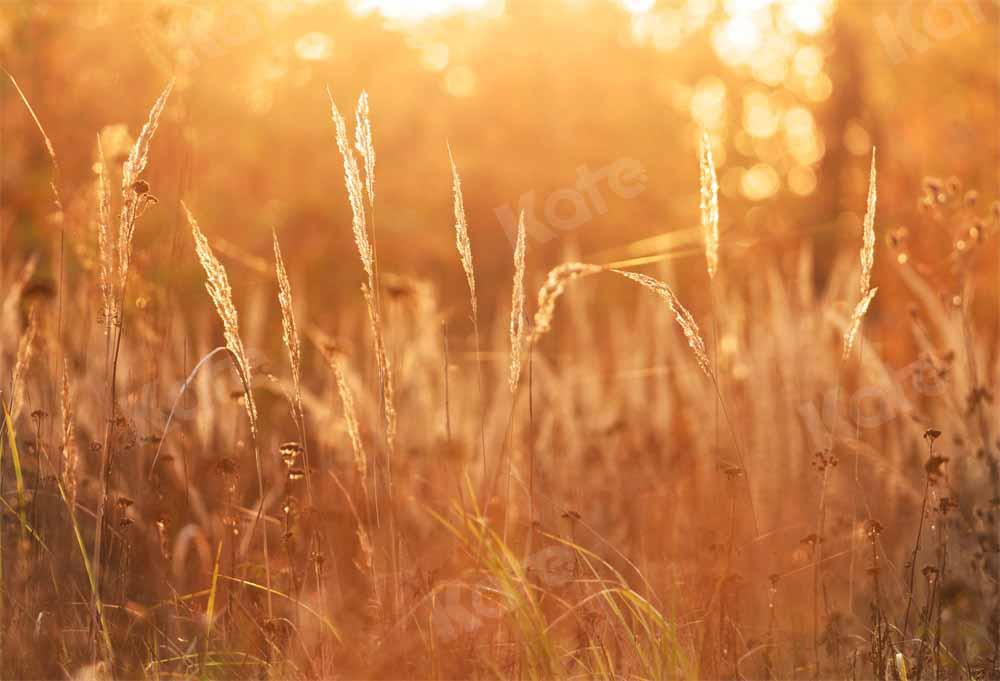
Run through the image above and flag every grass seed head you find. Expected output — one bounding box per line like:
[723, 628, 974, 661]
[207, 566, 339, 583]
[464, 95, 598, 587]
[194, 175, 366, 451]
[509, 210, 527, 392]
[529, 262, 604, 345]
[613, 269, 712, 378]
[699, 131, 719, 279]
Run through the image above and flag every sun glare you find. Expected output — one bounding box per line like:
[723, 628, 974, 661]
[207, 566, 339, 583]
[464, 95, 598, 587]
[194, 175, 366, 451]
[352, 0, 496, 21]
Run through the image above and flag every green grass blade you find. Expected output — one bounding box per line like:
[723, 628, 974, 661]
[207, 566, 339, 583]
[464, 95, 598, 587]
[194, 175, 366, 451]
[1, 399, 114, 667]
[1, 400, 28, 535]
[206, 539, 223, 639]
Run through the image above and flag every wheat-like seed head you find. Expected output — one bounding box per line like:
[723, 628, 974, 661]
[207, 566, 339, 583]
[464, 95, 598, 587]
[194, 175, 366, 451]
[528, 262, 604, 345]
[859, 148, 877, 296]
[448, 144, 478, 322]
[354, 91, 376, 209]
[118, 81, 172, 284]
[185, 204, 258, 433]
[61, 360, 78, 509]
[614, 269, 713, 378]
[843, 286, 878, 360]
[699, 132, 719, 280]
[329, 90, 373, 283]
[272, 229, 302, 412]
[508, 211, 527, 392]
[362, 283, 397, 450]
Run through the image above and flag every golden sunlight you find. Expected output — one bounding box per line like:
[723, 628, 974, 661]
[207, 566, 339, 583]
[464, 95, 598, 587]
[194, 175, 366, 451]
[352, 0, 496, 21]
[4, 1, 1000, 679]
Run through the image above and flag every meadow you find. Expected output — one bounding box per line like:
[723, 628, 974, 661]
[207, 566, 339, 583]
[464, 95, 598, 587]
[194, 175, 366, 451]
[2, 1, 1000, 679]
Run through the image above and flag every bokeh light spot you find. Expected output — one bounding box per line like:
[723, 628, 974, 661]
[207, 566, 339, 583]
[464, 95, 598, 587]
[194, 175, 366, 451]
[741, 163, 781, 200]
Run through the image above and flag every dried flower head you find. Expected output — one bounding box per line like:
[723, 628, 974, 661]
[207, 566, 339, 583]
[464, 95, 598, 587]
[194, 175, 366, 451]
[925, 454, 949, 480]
[279, 442, 304, 467]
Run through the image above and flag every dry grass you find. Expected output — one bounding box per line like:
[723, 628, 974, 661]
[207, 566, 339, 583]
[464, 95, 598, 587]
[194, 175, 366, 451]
[699, 132, 719, 281]
[185, 204, 257, 431]
[273, 230, 303, 413]
[449, 144, 479, 323]
[508, 210, 527, 393]
[117, 81, 172, 291]
[60, 360, 78, 509]
[528, 262, 604, 345]
[2, 76, 1000, 681]
[614, 269, 713, 378]
[859, 148, 878, 297]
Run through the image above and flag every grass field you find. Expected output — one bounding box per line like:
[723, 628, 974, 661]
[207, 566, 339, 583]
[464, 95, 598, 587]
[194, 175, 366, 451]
[2, 1, 1000, 679]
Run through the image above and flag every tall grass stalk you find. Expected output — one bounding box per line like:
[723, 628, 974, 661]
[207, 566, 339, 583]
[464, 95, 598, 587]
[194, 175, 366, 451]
[185, 205, 273, 620]
[613, 268, 759, 535]
[448, 144, 488, 480]
[90, 82, 172, 660]
[814, 148, 878, 677]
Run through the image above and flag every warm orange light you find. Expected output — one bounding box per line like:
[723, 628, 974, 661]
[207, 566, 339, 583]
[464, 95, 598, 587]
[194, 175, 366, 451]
[352, 0, 495, 21]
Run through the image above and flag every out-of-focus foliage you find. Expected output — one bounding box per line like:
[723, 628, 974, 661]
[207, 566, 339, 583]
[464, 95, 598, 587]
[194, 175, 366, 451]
[0, 0, 997, 323]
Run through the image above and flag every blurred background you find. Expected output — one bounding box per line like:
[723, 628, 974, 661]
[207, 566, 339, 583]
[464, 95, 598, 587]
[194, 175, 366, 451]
[0, 0, 998, 331]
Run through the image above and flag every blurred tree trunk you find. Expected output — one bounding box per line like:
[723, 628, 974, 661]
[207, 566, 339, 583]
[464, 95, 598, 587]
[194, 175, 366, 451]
[814, 6, 868, 289]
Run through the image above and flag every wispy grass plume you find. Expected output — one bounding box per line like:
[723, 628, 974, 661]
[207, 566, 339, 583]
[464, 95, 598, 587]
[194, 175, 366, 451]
[448, 144, 488, 473]
[509, 211, 527, 393]
[10, 308, 37, 421]
[362, 283, 397, 451]
[185, 204, 257, 433]
[185, 203, 272, 618]
[528, 262, 604, 345]
[329, 90, 373, 282]
[699, 131, 719, 280]
[325, 351, 367, 484]
[354, 91, 376, 208]
[6, 71, 63, 218]
[859, 148, 877, 297]
[843, 287, 878, 360]
[117, 81, 173, 288]
[273, 229, 302, 414]
[844, 148, 878, 359]
[329, 89, 396, 456]
[273, 228, 315, 502]
[95, 136, 114, 330]
[613, 270, 712, 378]
[448, 143, 478, 322]
[61, 360, 78, 509]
